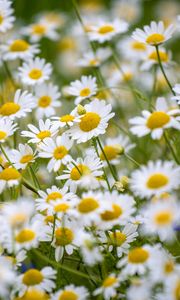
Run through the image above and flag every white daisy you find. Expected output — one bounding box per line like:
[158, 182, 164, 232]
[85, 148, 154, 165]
[51, 112, 81, 129]
[127, 278, 152, 300]
[0, 166, 21, 193]
[52, 284, 89, 300]
[130, 160, 180, 198]
[9, 144, 36, 170]
[118, 37, 147, 60]
[21, 21, 59, 42]
[68, 75, 97, 105]
[14, 288, 50, 300]
[140, 46, 172, 71]
[163, 272, 180, 300]
[77, 48, 111, 68]
[66, 99, 114, 143]
[18, 57, 52, 86]
[0, 117, 17, 143]
[132, 21, 174, 46]
[93, 273, 121, 300]
[38, 134, 73, 172]
[0, 0, 15, 33]
[0, 256, 15, 298]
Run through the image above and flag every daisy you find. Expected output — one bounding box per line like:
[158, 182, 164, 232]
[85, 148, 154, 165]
[118, 37, 147, 60]
[140, 46, 172, 71]
[9, 144, 36, 170]
[18, 57, 52, 86]
[1, 39, 39, 61]
[129, 97, 180, 140]
[0, 166, 21, 193]
[77, 48, 111, 68]
[34, 82, 61, 118]
[51, 112, 81, 129]
[68, 75, 97, 105]
[130, 160, 180, 198]
[52, 284, 89, 300]
[0, 0, 15, 33]
[132, 21, 175, 46]
[88, 19, 128, 43]
[0, 117, 17, 143]
[163, 272, 180, 300]
[38, 135, 73, 172]
[0, 89, 35, 119]
[172, 83, 180, 104]
[22, 21, 59, 42]
[93, 273, 121, 300]
[21, 119, 59, 144]
[0, 256, 15, 298]
[66, 99, 114, 143]
[15, 288, 50, 300]
[38, 11, 66, 29]
[127, 278, 152, 300]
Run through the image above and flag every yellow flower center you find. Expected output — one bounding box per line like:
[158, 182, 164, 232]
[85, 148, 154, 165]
[174, 281, 180, 300]
[0, 15, 3, 24]
[44, 215, 55, 224]
[38, 96, 51, 108]
[131, 41, 146, 51]
[100, 145, 120, 161]
[29, 69, 42, 80]
[0, 131, 7, 140]
[146, 111, 170, 129]
[101, 204, 122, 221]
[32, 24, 46, 35]
[46, 192, 63, 203]
[78, 197, 99, 213]
[36, 130, 51, 140]
[15, 229, 35, 243]
[20, 154, 33, 164]
[59, 291, 78, 300]
[10, 213, 27, 226]
[60, 115, 75, 123]
[98, 25, 115, 34]
[70, 164, 91, 181]
[89, 59, 99, 66]
[0, 102, 20, 116]
[54, 203, 70, 213]
[80, 87, 91, 97]
[79, 112, 100, 132]
[10, 39, 29, 52]
[164, 261, 174, 274]
[0, 167, 21, 181]
[146, 173, 169, 189]
[55, 227, 74, 246]
[148, 50, 168, 62]
[23, 269, 43, 286]
[123, 72, 133, 81]
[53, 146, 68, 160]
[146, 33, 165, 45]
[17, 289, 49, 300]
[103, 276, 117, 287]
[128, 247, 149, 263]
[109, 231, 126, 246]
[155, 211, 173, 225]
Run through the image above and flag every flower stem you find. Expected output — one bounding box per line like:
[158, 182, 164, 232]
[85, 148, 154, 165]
[164, 132, 179, 164]
[124, 153, 141, 168]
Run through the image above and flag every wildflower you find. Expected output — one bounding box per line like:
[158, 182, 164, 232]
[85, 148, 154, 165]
[93, 273, 121, 300]
[0, 0, 15, 33]
[9, 144, 36, 169]
[52, 285, 89, 300]
[0, 117, 17, 143]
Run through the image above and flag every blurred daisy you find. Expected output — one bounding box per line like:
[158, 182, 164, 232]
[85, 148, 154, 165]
[0, 256, 15, 298]
[118, 37, 147, 60]
[129, 97, 180, 139]
[77, 48, 111, 68]
[141, 46, 172, 71]
[132, 21, 174, 46]
[0, 118, 17, 143]
[52, 285, 89, 300]
[0, 166, 21, 193]
[93, 273, 121, 300]
[38, 135, 73, 172]
[130, 160, 180, 198]
[0, 0, 15, 33]
[22, 21, 59, 42]
[163, 272, 180, 300]
[18, 57, 52, 86]
[127, 278, 152, 300]
[67, 99, 114, 143]
[15, 288, 50, 300]
[9, 144, 36, 170]
[68, 75, 97, 105]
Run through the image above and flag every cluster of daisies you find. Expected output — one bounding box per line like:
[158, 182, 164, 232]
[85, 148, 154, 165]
[0, 0, 180, 299]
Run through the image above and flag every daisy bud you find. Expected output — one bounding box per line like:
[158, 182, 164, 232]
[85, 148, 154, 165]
[77, 104, 86, 115]
[114, 176, 129, 192]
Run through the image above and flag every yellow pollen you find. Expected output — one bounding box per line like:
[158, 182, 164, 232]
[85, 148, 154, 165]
[45, 215, 55, 224]
[38, 96, 51, 108]
[146, 111, 170, 129]
[70, 164, 91, 181]
[59, 290, 78, 300]
[146, 33, 165, 45]
[128, 247, 149, 263]
[37, 130, 51, 140]
[174, 280, 180, 300]
[131, 41, 146, 51]
[23, 269, 43, 286]
[15, 229, 35, 243]
[100, 145, 119, 161]
[80, 87, 91, 97]
[54, 203, 70, 213]
[53, 146, 68, 160]
[20, 154, 33, 164]
[0, 167, 21, 181]
[148, 50, 168, 62]
[109, 231, 126, 246]
[78, 197, 99, 213]
[32, 24, 46, 35]
[101, 204, 122, 221]
[98, 25, 115, 34]
[29, 69, 42, 80]
[60, 115, 74, 123]
[0, 102, 20, 116]
[146, 173, 169, 189]
[79, 112, 100, 132]
[155, 211, 173, 225]
[0, 131, 7, 140]
[103, 276, 117, 287]
[164, 261, 174, 274]
[0, 15, 3, 24]
[46, 192, 63, 202]
[55, 227, 74, 246]
[10, 39, 29, 52]
[17, 288, 49, 300]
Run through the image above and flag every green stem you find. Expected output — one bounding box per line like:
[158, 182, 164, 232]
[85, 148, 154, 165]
[49, 214, 56, 260]
[164, 132, 179, 164]
[29, 165, 41, 189]
[3, 61, 16, 88]
[124, 153, 141, 168]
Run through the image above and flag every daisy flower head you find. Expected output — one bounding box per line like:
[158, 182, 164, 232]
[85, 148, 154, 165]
[127, 278, 152, 300]
[14, 288, 50, 300]
[88, 19, 128, 43]
[9, 144, 36, 170]
[163, 272, 180, 300]
[0, 89, 35, 120]
[21, 119, 58, 144]
[67, 99, 115, 143]
[34, 82, 61, 119]
[130, 160, 180, 199]
[18, 57, 52, 86]
[0, 0, 15, 33]
[68, 75, 97, 105]
[51, 112, 81, 129]
[0, 166, 21, 193]
[118, 37, 147, 60]
[172, 83, 180, 104]
[52, 284, 89, 300]
[0, 117, 17, 143]
[38, 134, 73, 172]
[1, 38, 39, 61]
[132, 21, 175, 46]
[77, 47, 111, 68]
[140, 46, 172, 71]
[129, 97, 180, 140]
[93, 273, 121, 300]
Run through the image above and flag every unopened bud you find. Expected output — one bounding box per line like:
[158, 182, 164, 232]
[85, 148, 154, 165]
[114, 176, 129, 192]
[77, 104, 86, 115]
